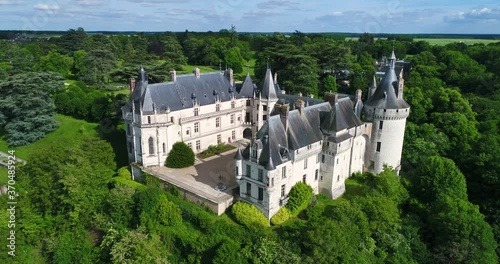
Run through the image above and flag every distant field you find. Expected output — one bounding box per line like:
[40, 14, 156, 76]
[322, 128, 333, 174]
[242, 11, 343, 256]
[414, 38, 500, 46]
[345, 36, 499, 46]
[0, 115, 99, 161]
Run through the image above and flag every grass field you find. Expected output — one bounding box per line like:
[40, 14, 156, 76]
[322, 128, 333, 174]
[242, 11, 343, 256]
[413, 38, 500, 46]
[0, 115, 99, 161]
[0, 167, 8, 185]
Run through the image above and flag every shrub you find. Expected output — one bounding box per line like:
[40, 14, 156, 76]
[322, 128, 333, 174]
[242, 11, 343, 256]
[286, 182, 313, 215]
[271, 206, 291, 225]
[231, 202, 269, 228]
[165, 142, 195, 168]
[117, 166, 131, 179]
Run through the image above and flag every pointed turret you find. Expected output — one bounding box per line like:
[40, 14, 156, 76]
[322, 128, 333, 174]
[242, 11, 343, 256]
[234, 148, 243, 160]
[265, 155, 275, 171]
[368, 75, 377, 100]
[261, 68, 278, 100]
[238, 73, 255, 98]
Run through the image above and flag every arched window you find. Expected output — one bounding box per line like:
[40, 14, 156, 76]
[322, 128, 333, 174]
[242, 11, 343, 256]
[148, 137, 155, 155]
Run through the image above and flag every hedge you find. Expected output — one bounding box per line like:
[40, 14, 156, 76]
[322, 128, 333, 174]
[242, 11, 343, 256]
[286, 182, 313, 215]
[166, 141, 195, 168]
[231, 202, 269, 228]
[270, 206, 291, 225]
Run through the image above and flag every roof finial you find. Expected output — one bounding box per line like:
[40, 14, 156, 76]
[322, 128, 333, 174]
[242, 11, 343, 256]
[246, 64, 250, 75]
[267, 57, 270, 69]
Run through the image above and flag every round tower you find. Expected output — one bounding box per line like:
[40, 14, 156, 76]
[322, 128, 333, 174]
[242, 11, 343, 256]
[363, 50, 410, 175]
[234, 148, 243, 182]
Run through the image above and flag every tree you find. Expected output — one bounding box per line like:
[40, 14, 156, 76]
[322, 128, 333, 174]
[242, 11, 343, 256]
[0, 72, 62, 146]
[162, 35, 187, 65]
[225, 47, 244, 74]
[165, 142, 195, 168]
[58, 27, 88, 54]
[286, 182, 313, 215]
[80, 49, 115, 86]
[412, 156, 468, 204]
[37, 50, 74, 78]
[110, 227, 170, 263]
[323, 75, 337, 93]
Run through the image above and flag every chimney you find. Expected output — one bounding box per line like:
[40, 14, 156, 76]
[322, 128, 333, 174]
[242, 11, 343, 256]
[280, 104, 289, 131]
[274, 72, 278, 84]
[295, 99, 305, 115]
[129, 78, 136, 94]
[193, 67, 200, 78]
[324, 92, 338, 105]
[397, 70, 405, 99]
[281, 89, 286, 95]
[170, 69, 176, 82]
[225, 68, 234, 86]
[356, 89, 362, 101]
[298, 92, 302, 97]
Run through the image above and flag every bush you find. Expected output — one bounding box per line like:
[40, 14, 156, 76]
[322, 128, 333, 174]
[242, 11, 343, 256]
[231, 202, 269, 228]
[165, 142, 195, 168]
[286, 182, 313, 215]
[117, 166, 131, 179]
[271, 206, 291, 225]
[198, 143, 236, 159]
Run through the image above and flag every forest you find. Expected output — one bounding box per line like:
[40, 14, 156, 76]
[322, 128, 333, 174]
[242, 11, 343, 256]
[0, 28, 499, 263]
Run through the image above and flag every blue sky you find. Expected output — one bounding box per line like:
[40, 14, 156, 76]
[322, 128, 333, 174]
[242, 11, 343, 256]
[1, 0, 499, 33]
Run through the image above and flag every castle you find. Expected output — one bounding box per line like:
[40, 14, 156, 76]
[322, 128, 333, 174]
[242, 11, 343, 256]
[122, 51, 410, 219]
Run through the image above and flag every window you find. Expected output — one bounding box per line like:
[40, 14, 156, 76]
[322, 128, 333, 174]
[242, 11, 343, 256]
[282, 166, 286, 178]
[281, 184, 286, 197]
[252, 147, 257, 159]
[194, 122, 199, 133]
[217, 134, 221, 144]
[303, 174, 307, 184]
[263, 105, 268, 111]
[231, 101, 235, 108]
[196, 140, 201, 151]
[170, 116, 174, 123]
[235, 166, 239, 175]
[188, 142, 192, 149]
[194, 108, 199, 116]
[246, 165, 251, 177]
[246, 100, 251, 106]
[147, 116, 151, 124]
[379, 121, 384, 129]
[230, 114, 234, 124]
[315, 169, 319, 181]
[322, 154, 325, 163]
[216, 104, 220, 112]
[245, 112, 251, 123]
[126, 124, 131, 134]
[336, 158, 339, 165]
[376, 142, 381, 152]
[317, 153, 320, 163]
[247, 183, 252, 196]
[337, 175, 340, 182]
[271, 177, 274, 187]
[216, 117, 220, 128]
[148, 137, 154, 155]
[232, 130, 236, 140]
[257, 104, 259, 110]
[263, 115, 267, 121]
[304, 158, 308, 169]
[162, 143, 166, 153]
[258, 169, 263, 182]
[258, 187, 264, 201]
[186, 129, 190, 135]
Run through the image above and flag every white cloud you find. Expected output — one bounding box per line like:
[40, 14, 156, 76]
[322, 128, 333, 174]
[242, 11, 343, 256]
[0, 0, 23, 5]
[444, 7, 500, 22]
[33, 4, 60, 11]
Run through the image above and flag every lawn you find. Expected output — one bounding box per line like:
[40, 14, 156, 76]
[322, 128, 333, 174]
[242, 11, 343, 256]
[0, 167, 8, 185]
[197, 143, 236, 159]
[0, 115, 99, 161]
[179, 65, 219, 75]
[414, 38, 500, 46]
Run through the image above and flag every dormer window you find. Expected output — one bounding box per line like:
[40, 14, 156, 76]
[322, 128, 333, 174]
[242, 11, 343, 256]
[194, 108, 199, 116]
[231, 101, 235, 109]
[216, 104, 220, 112]
[252, 145, 258, 159]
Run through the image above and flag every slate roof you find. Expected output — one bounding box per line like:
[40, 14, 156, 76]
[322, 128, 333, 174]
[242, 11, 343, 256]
[275, 94, 324, 111]
[320, 97, 363, 135]
[365, 57, 410, 110]
[127, 69, 240, 114]
[260, 68, 278, 100]
[237, 73, 256, 98]
[242, 102, 331, 168]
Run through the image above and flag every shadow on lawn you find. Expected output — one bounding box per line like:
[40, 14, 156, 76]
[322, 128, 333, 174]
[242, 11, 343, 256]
[95, 123, 129, 169]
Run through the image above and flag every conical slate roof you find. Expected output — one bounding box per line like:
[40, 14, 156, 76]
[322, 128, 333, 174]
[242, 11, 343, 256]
[261, 68, 277, 100]
[364, 55, 409, 110]
[238, 73, 255, 98]
[234, 148, 243, 160]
